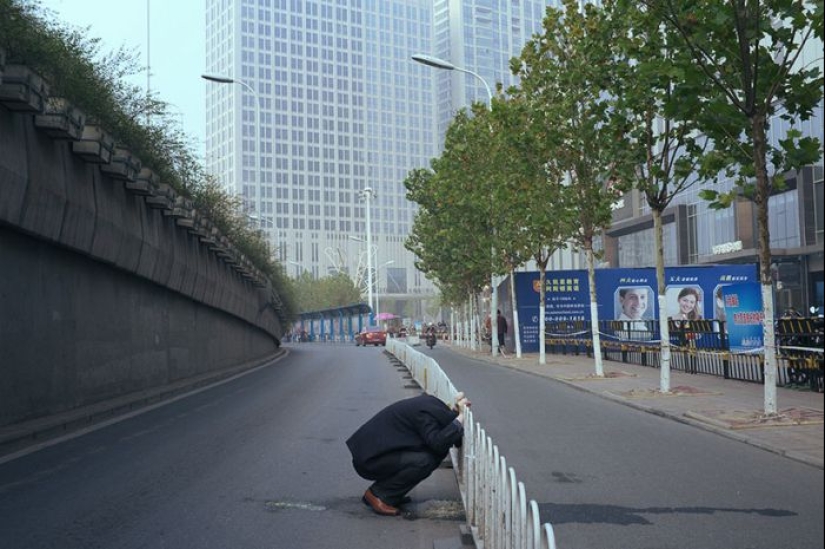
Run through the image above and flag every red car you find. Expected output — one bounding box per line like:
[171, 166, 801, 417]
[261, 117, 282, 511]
[356, 327, 387, 347]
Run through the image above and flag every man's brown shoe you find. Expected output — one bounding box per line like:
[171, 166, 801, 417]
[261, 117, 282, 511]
[362, 488, 400, 516]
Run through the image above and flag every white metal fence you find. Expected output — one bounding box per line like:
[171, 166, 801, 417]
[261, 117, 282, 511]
[387, 339, 558, 549]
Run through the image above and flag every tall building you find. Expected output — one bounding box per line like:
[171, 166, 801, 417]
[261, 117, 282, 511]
[203, 0, 576, 317]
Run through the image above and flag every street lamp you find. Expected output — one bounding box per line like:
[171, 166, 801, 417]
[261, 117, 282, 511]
[201, 73, 265, 226]
[353, 187, 376, 325]
[411, 54, 493, 105]
[412, 53, 499, 356]
[374, 260, 395, 321]
[246, 213, 274, 229]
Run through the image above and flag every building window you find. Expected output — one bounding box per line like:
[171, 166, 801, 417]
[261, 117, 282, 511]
[769, 191, 801, 249]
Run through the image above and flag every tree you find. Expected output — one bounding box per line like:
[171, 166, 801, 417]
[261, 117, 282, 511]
[291, 272, 361, 312]
[643, 0, 823, 415]
[513, 0, 637, 375]
[405, 109, 497, 346]
[489, 95, 578, 363]
[611, 1, 716, 391]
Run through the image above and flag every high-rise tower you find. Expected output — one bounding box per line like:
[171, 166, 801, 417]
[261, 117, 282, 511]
[203, 1, 576, 316]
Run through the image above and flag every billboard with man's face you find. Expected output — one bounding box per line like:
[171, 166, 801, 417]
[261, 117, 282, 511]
[509, 264, 759, 353]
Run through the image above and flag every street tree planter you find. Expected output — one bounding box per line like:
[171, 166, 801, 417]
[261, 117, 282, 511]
[125, 167, 156, 196]
[34, 97, 86, 140]
[71, 124, 115, 164]
[0, 64, 49, 112]
[144, 183, 176, 211]
[100, 147, 141, 181]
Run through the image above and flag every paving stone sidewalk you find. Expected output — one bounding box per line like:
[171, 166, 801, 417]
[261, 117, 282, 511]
[446, 344, 824, 469]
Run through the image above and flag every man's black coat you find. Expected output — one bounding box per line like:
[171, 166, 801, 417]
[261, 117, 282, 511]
[346, 394, 462, 469]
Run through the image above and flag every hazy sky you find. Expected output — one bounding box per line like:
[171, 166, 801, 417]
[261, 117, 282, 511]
[38, 0, 207, 152]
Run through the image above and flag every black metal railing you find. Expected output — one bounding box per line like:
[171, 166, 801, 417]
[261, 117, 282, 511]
[544, 318, 823, 392]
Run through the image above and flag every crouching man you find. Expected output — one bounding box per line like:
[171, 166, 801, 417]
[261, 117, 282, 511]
[346, 392, 470, 516]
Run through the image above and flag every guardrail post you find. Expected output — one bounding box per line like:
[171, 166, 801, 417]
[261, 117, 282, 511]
[516, 482, 527, 549]
[388, 342, 560, 549]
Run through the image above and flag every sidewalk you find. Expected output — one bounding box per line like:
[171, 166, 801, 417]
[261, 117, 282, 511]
[446, 344, 824, 469]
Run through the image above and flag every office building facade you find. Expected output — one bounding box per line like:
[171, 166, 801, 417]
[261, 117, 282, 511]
[203, 0, 577, 317]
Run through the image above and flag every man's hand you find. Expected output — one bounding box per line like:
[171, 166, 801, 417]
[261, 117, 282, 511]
[454, 392, 470, 425]
[453, 392, 471, 411]
[456, 411, 465, 425]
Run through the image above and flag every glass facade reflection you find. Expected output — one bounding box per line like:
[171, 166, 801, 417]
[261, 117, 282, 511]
[204, 0, 564, 303]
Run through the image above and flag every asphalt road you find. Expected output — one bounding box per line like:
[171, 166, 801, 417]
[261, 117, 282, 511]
[426, 345, 824, 549]
[0, 345, 464, 549]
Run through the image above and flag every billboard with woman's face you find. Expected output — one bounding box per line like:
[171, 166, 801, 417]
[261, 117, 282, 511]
[666, 286, 704, 321]
[510, 264, 758, 352]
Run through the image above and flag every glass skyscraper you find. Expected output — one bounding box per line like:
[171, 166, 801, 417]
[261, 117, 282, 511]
[203, 0, 570, 315]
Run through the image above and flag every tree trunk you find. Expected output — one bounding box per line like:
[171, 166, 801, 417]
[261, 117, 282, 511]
[654, 209, 672, 392]
[510, 269, 523, 358]
[491, 274, 499, 357]
[539, 266, 547, 365]
[753, 115, 777, 415]
[586, 243, 604, 376]
[450, 308, 456, 346]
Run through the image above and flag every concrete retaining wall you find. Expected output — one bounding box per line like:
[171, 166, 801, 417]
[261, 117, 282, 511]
[0, 69, 284, 428]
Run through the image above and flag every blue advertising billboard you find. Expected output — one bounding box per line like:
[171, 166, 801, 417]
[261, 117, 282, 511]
[594, 268, 657, 322]
[721, 283, 765, 352]
[510, 264, 759, 353]
[511, 271, 591, 351]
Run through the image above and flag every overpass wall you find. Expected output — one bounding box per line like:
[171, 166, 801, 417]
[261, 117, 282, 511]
[0, 67, 283, 428]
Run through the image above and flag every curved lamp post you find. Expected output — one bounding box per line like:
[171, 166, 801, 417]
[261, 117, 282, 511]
[412, 54, 499, 356]
[356, 187, 376, 324]
[375, 259, 395, 321]
[201, 73, 264, 221]
[411, 54, 493, 105]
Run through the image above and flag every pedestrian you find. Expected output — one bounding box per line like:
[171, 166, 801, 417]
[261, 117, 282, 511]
[496, 309, 508, 350]
[346, 392, 470, 516]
